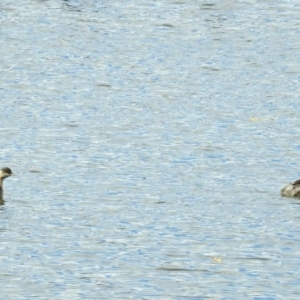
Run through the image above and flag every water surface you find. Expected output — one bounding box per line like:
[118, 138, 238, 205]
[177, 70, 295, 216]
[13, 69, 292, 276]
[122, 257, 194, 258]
[1, 0, 300, 299]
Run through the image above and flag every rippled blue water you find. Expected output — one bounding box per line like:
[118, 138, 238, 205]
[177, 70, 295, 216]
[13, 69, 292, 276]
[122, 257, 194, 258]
[1, 0, 300, 299]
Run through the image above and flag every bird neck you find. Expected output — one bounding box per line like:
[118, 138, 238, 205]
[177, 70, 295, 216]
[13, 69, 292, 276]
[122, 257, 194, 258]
[0, 179, 4, 199]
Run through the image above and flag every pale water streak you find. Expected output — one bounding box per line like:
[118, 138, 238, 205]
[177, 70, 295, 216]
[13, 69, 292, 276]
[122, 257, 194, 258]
[0, 0, 300, 299]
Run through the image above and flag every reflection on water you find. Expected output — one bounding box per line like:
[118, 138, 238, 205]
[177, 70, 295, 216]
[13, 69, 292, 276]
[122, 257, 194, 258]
[0, 0, 300, 298]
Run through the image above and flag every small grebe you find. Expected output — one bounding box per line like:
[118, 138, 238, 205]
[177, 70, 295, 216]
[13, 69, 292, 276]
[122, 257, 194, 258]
[281, 179, 300, 197]
[0, 167, 13, 199]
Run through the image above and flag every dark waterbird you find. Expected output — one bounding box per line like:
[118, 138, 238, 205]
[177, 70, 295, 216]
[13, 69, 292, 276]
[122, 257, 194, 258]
[0, 167, 13, 199]
[281, 179, 300, 197]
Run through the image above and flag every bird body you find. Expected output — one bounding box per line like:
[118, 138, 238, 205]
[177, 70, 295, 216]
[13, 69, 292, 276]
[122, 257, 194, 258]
[281, 179, 300, 197]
